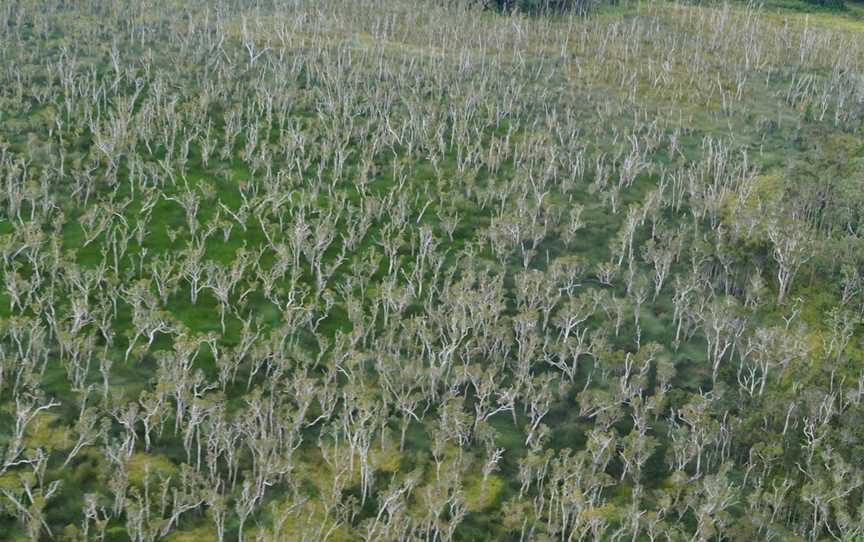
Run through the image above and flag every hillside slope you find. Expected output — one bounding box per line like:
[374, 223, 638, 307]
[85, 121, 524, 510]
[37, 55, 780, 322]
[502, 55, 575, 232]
[1, 1, 864, 540]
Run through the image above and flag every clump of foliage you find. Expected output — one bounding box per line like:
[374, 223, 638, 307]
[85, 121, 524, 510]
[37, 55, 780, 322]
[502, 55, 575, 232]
[806, 0, 845, 8]
[2, 0, 864, 540]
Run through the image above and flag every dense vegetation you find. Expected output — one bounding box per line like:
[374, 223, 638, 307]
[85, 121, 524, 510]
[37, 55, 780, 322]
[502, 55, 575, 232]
[3, 0, 864, 540]
[482, 0, 847, 15]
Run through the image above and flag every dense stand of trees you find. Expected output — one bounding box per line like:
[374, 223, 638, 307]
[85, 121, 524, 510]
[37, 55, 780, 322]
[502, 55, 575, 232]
[484, 0, 598, 13]
[0, 0, 864, 540]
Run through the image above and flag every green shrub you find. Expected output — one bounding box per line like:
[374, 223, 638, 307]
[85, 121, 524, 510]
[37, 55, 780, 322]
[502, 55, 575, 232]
[806, 0, 845, 8]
